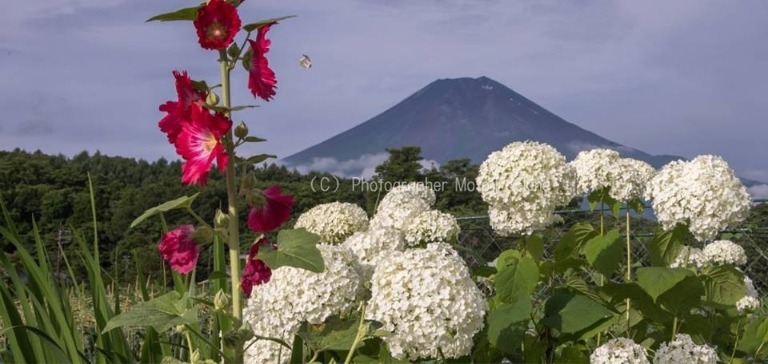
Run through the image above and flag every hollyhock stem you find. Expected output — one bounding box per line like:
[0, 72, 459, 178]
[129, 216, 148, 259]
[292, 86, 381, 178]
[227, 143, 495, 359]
[219, 50, 244, 362]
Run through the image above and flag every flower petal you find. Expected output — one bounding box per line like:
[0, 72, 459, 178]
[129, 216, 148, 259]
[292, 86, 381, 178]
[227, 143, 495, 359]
[247, 24, 277, 101]
[247, 185, 293, 233]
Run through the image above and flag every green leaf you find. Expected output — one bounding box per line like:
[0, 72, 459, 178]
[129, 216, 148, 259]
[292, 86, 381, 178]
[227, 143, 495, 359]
[702, 265, 746, 307]
[558, 346, 590, 364]
[555, 223, 597, 262]
[146, 7, 199, 22]
[627, 198, 645, 215]
[244, 136, 267, 143]
[245, 154, 276, 165]
[202, 104, 257, 113]
[242, 16, 296, 32]
[103, 291, 197, 333]
[636, 267, 692, 302]
[495, 255, 539, 303]
[487, 293, 531, 355]
[521, 235, 545, 263]
[737, 317, 768, 355]
[259, 228, 325, 273]
[542, 291, 614, 335]
[648, 224, 688, 266]
[582, 229, 622, 276]
[494, 249, 521, 271]
[130, 193, 200, 228]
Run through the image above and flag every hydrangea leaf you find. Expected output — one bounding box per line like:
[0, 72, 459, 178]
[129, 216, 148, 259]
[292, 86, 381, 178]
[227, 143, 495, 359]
[495, 254, 539, 303]
[648, 224, 688, 266]
[737, 317, 768, 355]
[701, 265, 746, 307]
[541, 291, 614, 335]
[487, 293, 531, 355]
[582, 229, 622, 277]
[130, 193, 200, 228]
[554, 223, 597, 263]
[637, 267, 703, 315]
[259, 228, 324, 273]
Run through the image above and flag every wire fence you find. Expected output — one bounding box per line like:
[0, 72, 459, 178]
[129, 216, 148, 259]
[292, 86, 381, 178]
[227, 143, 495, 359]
[455, 200, 768, 293]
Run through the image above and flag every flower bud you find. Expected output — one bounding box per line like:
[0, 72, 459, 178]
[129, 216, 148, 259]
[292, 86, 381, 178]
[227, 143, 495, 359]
[191, 226, 214, 244]
[190, 350, 202, 364]
[234, 121, 249, 139]
[206, 91, 220, 106]
[214, 209, 230, 228]
[214, 289, 231, 311]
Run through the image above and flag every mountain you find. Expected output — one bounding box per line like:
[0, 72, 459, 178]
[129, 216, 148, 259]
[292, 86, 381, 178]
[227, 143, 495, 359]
[282, 76, 738, 180]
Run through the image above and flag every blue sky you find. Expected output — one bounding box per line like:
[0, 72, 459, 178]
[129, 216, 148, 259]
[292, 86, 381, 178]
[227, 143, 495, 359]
[1, 0, 767, 186]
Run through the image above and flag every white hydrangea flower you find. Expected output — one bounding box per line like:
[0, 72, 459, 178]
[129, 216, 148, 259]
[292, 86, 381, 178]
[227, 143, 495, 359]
[736, 275, 760, 314]
[669, 246, 707, 269]
[610, 158, 656, 202]
[243, 244, 363, 364]
[341, 227, 405, 283]
[476, 141, 577, 236]
[653, 334, 718, 364]
[569, 148, 621, 195]
[381, 182, 436, 207]
[403, 210, 460, 246]
[366, 242, 487, 361]
[590, 338, 650, 364]
[370, 191, 430, 231]
[645, 155, 751, 241]
[702, 240, 747, 266]
[294, 202, 369, 244]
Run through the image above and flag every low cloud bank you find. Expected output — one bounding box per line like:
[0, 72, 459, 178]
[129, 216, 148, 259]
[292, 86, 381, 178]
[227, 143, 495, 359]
[279, 153, 439, 179]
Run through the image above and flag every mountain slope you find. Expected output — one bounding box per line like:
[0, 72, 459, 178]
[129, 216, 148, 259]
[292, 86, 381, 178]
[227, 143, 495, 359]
[284, 76, 683, 173]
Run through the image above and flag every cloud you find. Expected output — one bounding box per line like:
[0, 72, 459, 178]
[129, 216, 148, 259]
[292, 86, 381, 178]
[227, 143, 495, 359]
[278, 153, 440, 179]
[748, 185, 768, 200]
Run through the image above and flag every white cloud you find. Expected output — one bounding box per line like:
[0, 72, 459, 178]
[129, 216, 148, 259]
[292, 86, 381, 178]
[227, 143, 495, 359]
[748, 185, 768, 200]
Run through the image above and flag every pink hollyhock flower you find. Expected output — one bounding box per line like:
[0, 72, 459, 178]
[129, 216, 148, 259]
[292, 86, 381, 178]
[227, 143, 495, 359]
[158, 71, 207, 143]
[158, 225, 200, 274]
[193, 0, 241, 50]
[175, 104, 232, 186]
[247, 185, 293, 233]
[247, 23, 277, 101]
[241, 238, 272, 298]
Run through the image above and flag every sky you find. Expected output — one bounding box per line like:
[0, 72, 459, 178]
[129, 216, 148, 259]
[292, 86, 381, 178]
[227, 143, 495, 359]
[1, 1, 767, 186]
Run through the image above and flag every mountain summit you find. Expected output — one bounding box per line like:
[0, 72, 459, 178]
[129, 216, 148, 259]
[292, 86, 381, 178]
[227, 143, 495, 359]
[283, 76, 680, 172]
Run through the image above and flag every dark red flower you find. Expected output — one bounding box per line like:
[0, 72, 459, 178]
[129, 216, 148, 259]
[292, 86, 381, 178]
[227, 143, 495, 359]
[193, 0, 242, 50]
[247, 23, 277, 101]
[247, 185, 293, 233]
[175, 104, 232, 186]
[241, 238, 272, 298]
[158, 225, 200, 274]
[158, 71, 207, 143]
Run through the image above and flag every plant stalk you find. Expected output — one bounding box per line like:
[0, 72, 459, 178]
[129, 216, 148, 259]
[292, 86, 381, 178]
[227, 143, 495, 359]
[220, 50, 243, 363]
[626, 210, 632, 335]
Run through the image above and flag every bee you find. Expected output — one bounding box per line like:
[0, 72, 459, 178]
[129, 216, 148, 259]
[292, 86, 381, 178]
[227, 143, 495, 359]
[299, 54, 312, 69]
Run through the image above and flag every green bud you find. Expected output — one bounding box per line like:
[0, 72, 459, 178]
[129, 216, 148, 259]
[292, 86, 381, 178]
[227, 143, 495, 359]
[191, 226, 214, 244]
[234, 121, 249, 139]
[206, 91, 220, 106]
[214, 209, 230, 228]
[174, 324, 187, 334]
[214, 289, 231, 312]
[190, 350, 202, 364]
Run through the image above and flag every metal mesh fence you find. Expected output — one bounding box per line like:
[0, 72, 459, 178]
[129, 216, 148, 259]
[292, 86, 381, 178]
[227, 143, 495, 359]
[455, 200, 768, 293]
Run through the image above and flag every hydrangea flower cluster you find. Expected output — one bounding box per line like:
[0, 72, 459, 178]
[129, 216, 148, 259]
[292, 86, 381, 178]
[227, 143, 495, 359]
[370, 192, 431, 231]
[736, 275, 760, 314]
[590, 338, 650, 364]
[645, 155, 751, 241]
[384, 183, 437, 206]
[341, 227, 405, 282]
[610, 158, 656, 202]
[476, 141, 577, 236]
[366, 243, 487, 360]
[569, 148, 621, 195]
[403, 210, 460, 246]
[243, 244, 362, 363]
[294, 202, 369, 244]
[701, 240, 747, 266]
[669, 246, 707, 269]
[653, 334, 718, 364]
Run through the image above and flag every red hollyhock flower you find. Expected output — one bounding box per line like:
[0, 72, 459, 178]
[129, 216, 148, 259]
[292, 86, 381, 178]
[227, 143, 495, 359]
[194, 0, 241, 50]
[158, 71, 207, 143]
[247, 23, 277, 101]
[247, 185, 293, 233]
[241, 238, 272, 298]
[158, 225, 200, 274]
[175, 104, 232, 186]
